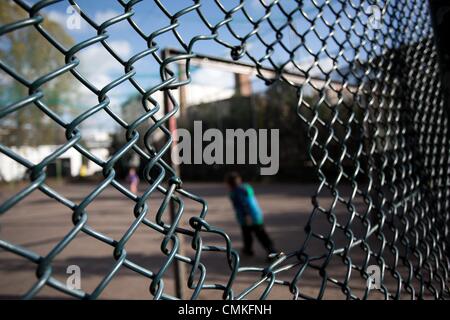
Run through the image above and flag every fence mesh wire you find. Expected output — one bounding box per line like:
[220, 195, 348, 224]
[0, 0, 449, 300]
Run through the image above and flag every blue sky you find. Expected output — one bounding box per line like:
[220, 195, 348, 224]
[20, 0, 384, 133]
[38, 0, 372, 84]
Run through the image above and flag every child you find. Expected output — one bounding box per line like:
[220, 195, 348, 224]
[225, 171, 276, 257]
[126, 167, 139, 194]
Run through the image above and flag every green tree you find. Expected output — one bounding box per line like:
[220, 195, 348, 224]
[0, 1, 75, 146]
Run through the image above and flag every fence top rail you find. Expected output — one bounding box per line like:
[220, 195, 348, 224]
[166, 48, 358, 90]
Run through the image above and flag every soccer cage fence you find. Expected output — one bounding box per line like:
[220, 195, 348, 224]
[0, 0, 449, 300]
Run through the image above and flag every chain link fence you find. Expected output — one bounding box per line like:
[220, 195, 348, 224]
[0, 0, 449, 299]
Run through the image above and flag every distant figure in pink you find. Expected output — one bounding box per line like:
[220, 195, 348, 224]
[127, 167, 139, 194]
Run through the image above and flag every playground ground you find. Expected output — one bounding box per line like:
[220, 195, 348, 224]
[0, 181, 402, 299]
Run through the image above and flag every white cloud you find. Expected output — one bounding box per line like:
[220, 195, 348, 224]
[94, 9, 121, 25]
[78, 40, 132, 88]
[66, 39, 133, 132]
[44, 9, 132, 133]
[191, 67, 235, 88]
[187, 67, 236, 105]
[47, 10, 68, 26]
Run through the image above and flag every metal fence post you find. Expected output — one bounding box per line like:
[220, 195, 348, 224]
[162, 49, 186, 299]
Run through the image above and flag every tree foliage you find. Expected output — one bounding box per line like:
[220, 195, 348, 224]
[0, 1, 75, 146]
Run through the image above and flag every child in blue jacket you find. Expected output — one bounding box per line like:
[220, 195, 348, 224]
[225, 172, 276, 257]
